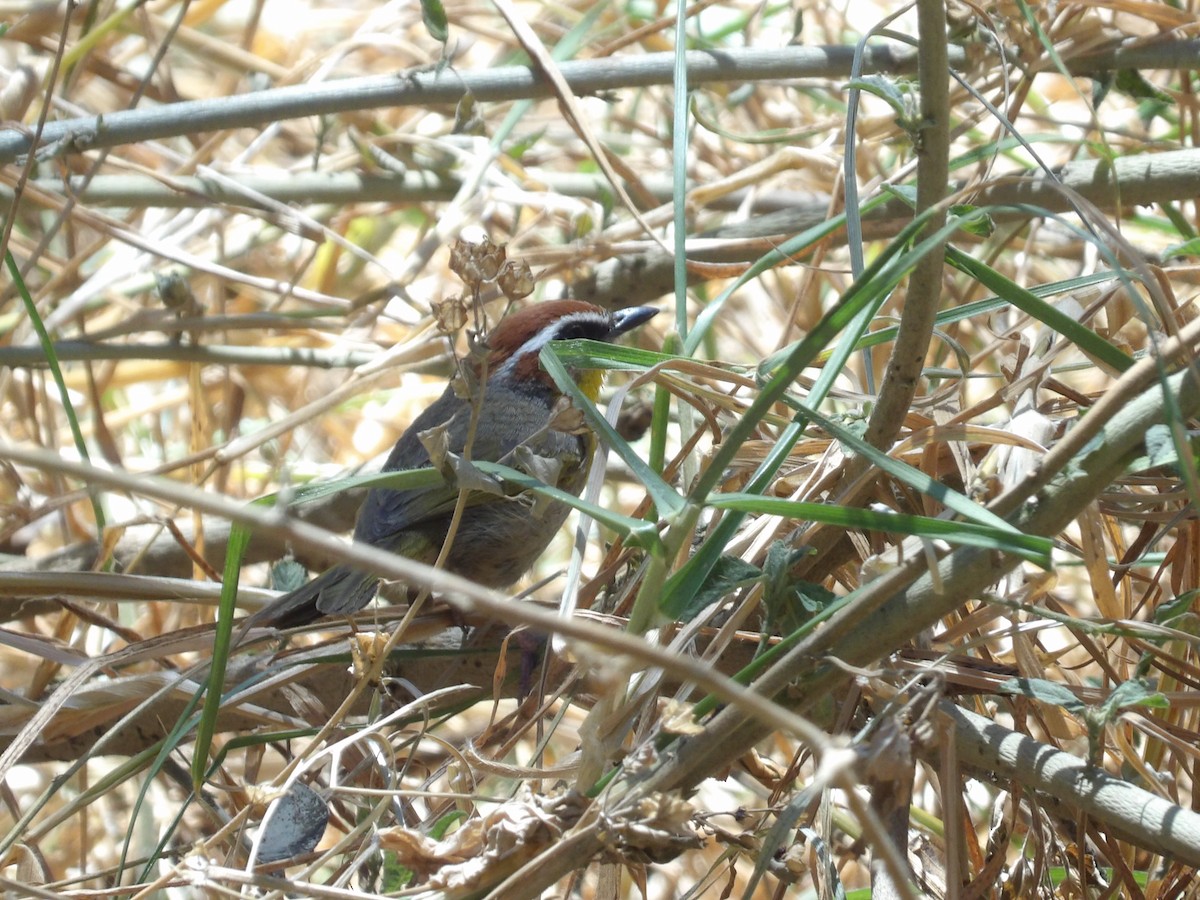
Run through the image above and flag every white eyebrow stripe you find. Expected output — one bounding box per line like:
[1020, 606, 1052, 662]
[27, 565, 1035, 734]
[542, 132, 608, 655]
[495, 312, 609, 378]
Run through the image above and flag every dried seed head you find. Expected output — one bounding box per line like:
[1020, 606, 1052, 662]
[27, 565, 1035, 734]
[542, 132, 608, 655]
[449, 234, 506, 288]
[497, 258, 535, 300]
[433, 295, 468, 334]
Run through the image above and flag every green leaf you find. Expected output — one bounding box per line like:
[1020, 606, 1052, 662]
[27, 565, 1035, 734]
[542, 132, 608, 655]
[791, 581, 837, 615]
[1113, 69, 1171, 104]
[884, 186, 994, 238]
[884, 183, 917, 206]
[420, 0, 449, 42]
[683, 556, 764, 618]
[763, 550, 837, 636]
[1099, 679, 1169, 718]
[505, 126, 547, 161]
[761, 541, 814, 590]
[846, 74, 909, 117]
[1154, 590, 1199, 625]
[949, 203, 994, 237]
[998, 677, 1087, 714]
[270, 558, 308, 593]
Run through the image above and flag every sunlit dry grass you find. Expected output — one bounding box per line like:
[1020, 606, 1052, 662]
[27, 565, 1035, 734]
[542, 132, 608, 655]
[2, 0, 1200, 896]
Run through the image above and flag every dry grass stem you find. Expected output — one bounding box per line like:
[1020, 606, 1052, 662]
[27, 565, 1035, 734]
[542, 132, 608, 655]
[2, 0, 1200, 896]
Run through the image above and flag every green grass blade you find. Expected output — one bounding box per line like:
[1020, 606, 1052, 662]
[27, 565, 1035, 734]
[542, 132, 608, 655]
[946, 245, 1134, 373]
[6, 250, 106, 529]
[541, 342, 684, 516]
[710, 494, 1052, 564]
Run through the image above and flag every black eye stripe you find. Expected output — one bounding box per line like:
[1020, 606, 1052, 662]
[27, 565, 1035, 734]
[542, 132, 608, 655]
[551, 316, 608, 341]
[556, 323, 590, 340]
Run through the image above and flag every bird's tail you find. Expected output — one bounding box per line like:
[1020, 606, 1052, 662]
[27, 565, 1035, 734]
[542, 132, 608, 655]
[241, 564, 379, 631]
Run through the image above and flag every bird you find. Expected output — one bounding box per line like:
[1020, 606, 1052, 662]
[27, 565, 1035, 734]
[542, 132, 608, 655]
[244, 300, 658, 630]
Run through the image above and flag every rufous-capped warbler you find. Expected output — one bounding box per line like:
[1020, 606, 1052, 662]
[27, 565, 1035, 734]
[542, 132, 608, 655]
[245, 300, 658, 629]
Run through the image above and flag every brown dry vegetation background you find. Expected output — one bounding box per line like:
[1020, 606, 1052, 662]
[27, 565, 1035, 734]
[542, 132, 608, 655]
[2, 0, 1200, 897]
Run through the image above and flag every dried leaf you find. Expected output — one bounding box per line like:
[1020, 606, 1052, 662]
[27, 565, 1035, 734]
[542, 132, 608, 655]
[379, 791, 587, 891]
